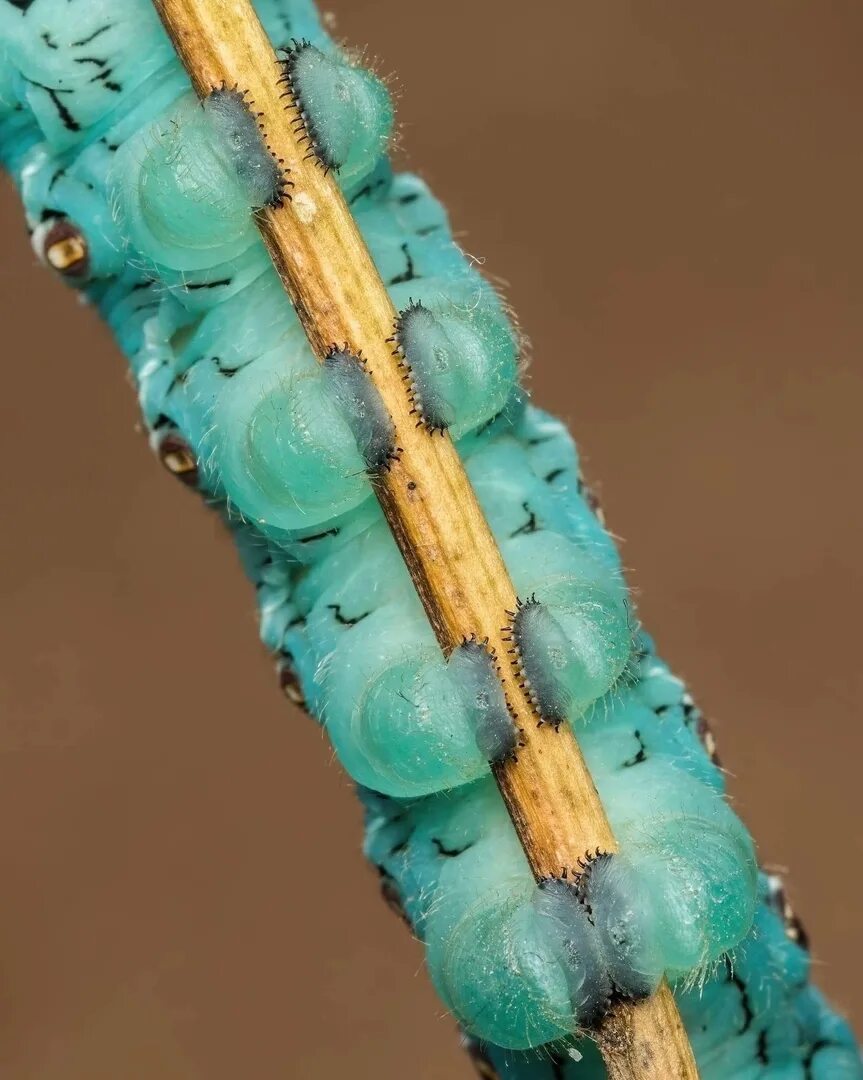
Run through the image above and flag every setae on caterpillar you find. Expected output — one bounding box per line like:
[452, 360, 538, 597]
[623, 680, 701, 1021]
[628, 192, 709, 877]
[0, 0, 860, 1076]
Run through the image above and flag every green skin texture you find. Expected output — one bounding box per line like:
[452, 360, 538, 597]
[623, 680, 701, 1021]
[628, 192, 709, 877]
[0, 0, 858, 1073]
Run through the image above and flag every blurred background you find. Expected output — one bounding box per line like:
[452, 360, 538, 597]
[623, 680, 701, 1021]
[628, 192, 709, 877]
[1, 1, 861, 1076]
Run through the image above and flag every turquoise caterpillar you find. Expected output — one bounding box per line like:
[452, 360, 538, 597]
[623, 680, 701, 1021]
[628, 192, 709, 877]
[0, 0, 859, 1074]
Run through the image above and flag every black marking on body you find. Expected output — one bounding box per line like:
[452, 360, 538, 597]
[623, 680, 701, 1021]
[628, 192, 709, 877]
[128, 292, 162, 317]
[623, 729, 648, 767]
[185, 277, 232, 291]
[349, 175, 388, 206]
[803, 1039, 829, 1080]
[72, 24, 112, 47]
[47, 165, 67, 190]
[724, 956, 754, 1034]
[40, 31, 58, 49]
[388, 243, 418, 285]
[326, 603, 369, 627]
[432, 837, 470, 858]
[297, 527, 339, 545]
[166, 368, 190, 395]
[7, 0, 36, 10]
[544, 467, 565, 484]
[90, 69, 121, 92]
[213, 356, 242, 378]
[26, 79, 79, 131]
[510, 502, 538, 537]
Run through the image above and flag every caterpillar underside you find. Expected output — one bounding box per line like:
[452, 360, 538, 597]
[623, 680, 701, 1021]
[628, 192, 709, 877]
[0, 0, 859, 1076]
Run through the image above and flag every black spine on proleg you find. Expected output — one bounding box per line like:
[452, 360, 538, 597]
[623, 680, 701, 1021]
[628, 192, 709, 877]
[390, 301, 453, 434]
[501, 597, 570, 729]
[449, 637, 520, 762]
[278, 39, 337, 174]
[579, 852, 663, 1004]
[533, 876, 613, 1030]
[322, 347, 399, 472]
[204, 85, 291, 208]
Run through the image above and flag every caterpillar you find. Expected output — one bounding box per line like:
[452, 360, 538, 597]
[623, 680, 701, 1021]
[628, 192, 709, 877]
[0, 0, 859, 1075]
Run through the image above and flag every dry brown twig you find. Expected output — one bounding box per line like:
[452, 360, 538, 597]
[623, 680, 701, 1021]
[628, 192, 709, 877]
[151, 1, 700, 1075]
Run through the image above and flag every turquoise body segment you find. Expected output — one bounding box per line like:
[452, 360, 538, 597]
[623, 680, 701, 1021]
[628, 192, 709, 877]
[394, 299, 519, 435]
[0, 0, 858, 1073]
[280, 39, 393, 188]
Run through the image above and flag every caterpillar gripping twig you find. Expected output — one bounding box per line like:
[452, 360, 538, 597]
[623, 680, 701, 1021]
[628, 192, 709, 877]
[0, 0, 860, 1077]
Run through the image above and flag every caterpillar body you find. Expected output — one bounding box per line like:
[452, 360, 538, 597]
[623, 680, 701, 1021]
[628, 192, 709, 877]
[0, 0, 858, 1075]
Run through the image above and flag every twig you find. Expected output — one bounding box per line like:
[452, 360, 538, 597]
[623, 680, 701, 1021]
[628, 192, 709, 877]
[151, 1, 699, 1075]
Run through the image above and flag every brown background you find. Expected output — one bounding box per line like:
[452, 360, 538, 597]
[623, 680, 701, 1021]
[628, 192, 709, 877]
[1, 2, 861, 1076]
